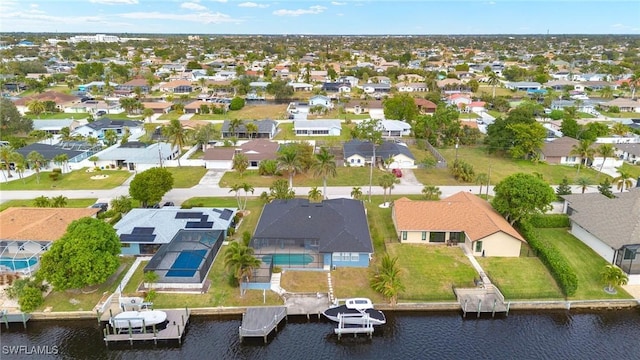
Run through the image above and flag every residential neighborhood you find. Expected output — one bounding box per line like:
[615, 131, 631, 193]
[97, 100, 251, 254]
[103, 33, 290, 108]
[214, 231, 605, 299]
[1, 32, 640, 328]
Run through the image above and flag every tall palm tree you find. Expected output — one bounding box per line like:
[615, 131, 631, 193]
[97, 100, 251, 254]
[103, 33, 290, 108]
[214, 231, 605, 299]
[142, 108, 155, 123]
[613, 167, 634, 192]
[241, 182, 254, 211]
[245, 122, 258, 139]
[228, 118, 244, 138]
[308, 187, 323, 202]
[370, 254, 405, 306]
[53, 153, 69, 173]
[33, 196, 51, 207]
[570, 139, 595, 175]
[379, 173, 400, 205]
[601, 264, 628, 294]
[277, 151, 302, 189]
[229, 183, 243, 210]
[350, 186, 363, 200]
[422, 185, 442, 200]
[475, 173, 489, 195]
[598, 86, 613, 99]
[224, 241, 261, 296]
[27, 151, 45, 184]
[312, 147, 337, 199]
[487, 71, 500, 99]
[162, 119, 188, 167]
[596, 143, 615, 177]
[0, 146, 17, 178]
[630, 72, 640, 100]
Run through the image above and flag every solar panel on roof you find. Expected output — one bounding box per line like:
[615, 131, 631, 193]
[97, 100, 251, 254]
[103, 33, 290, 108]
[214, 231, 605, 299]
[120, 234, 156, 242]
[175, 212, 204, 219]
[220, 209, 233, 220]
[132, 227, 155, 234]
[211, 208, 222, 214]
[185, 222, 214, 229]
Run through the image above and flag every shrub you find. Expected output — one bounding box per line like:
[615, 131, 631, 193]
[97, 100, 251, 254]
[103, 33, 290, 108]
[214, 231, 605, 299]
[229, 97, 245, 111]
[529, 214, 570, 228]
[108, 212, 122, 225]
[518, 221, 578, 297]
[450, 159, 475, 182]
[258, 159, 279, 176]
[48, 172, 61, 181]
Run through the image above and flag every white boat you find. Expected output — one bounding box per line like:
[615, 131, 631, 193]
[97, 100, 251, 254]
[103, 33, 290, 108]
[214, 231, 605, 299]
[109, 310, 168, 330]
[322, 298, 386, 326]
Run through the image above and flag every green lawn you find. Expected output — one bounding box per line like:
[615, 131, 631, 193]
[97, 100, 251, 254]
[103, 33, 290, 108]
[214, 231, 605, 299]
[478, 257, 564, 300]
[388, 243, 477, 302]
[413, 145, 608, 186]
[25, 112, 90, 120]
[0, 198, 97, 212]
[102, 113, 144, 120]
[619, 163, 640, 180]
[219, 166, 389, 188]
[0, 168, 131, 190]
[535, 228, 632, 300]
[601, 112, 640, 118]
[41, 257, 135, 312]
[164, 166, 208, 188]
[577, 112, 596, 119]
[273, 122, 355, 141]
[122, 261, 148, 295]
[158, 112, 183, 121]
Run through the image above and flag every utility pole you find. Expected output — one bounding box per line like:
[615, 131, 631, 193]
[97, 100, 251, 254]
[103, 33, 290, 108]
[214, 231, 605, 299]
[455, 137, 460, 161]
[486, 164, 492, 198]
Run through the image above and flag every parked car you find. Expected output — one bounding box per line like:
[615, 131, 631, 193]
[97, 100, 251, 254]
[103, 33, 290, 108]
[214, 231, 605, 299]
[96, 110, 106, 117]
[391, 168, 402, 178]
[163, 201, 175, 207]
[91, 202, 108, 214]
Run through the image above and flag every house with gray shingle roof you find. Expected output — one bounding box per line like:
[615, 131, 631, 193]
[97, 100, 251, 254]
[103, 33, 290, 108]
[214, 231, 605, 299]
[539, 137, 581, 165]
[221, 119, 278, 139]
[562, 189, 640, 284]
[343, 139, 416, 169]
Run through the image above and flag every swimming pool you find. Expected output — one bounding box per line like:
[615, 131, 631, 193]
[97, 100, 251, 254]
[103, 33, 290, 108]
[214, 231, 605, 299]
[0, 257, 38, 271]
[262, 254, 314, 266]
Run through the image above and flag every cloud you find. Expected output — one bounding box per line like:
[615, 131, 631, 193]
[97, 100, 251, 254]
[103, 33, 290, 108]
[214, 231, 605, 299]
[119, 11, 240, 24]
[210, 0, 228, 2]
[487, 1, 496, 4]
[273, 5, 326, 16]
[331, 1, 346, 5]
[181, 2, 207, 11]
[336, 13, 344, 16]
[89, 0, 139, 4]
[238, 2, 269, 8]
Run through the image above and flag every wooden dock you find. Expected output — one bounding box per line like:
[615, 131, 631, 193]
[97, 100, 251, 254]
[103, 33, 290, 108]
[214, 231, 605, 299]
[239, 306, 287, 343]
[454, 284, 510, 318]
[334, 313, 374, 340]
[103, 308, 191, 346]
[1, 311, 31, 329]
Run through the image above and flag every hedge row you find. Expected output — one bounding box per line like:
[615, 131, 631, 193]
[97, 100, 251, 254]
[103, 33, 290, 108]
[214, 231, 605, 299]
[529, 214, 570, 228]
[518, 221, 578, 297]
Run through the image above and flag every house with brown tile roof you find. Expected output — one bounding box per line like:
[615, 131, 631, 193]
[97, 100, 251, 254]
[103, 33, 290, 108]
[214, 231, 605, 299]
[13, 91, 80, 115]
[203, 139, 280, 170]
[159, 79, 193, 93]
[539, 136, 581, 165]
[392, 192, 525, 257]
[414, 98, 437, 114]
[0, 207, 99, 274]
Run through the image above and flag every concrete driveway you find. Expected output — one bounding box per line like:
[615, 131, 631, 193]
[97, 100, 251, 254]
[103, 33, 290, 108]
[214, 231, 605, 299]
[198, 169, 225, 187]
[399, 168, 422, 186]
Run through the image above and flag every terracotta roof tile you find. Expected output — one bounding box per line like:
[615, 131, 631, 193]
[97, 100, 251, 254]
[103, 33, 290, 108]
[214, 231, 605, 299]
[393, 192, 525, 242]
[0, 207, 100, 241]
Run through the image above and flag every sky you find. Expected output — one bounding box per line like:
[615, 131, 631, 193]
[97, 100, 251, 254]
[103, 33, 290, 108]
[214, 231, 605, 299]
[0, 1, 638, 35]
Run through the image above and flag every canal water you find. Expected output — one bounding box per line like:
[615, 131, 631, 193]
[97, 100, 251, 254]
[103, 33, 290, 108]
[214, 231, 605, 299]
[2, 309, 640, 359]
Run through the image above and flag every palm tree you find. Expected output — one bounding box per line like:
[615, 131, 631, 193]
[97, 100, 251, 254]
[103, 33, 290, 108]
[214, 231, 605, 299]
[229, 183, 243, 209]
[475, 173, 489, 195]
[570, 139, 595, 175]
[228, 118, 244, 138]
[33, 196, 51, 207]
[277, 151, 302, 189]
[241, 182, 254, 211]
[232, 153, 249, 178]
[487, 71, 500, 99]
[142, 108, 155, 123]
[0, 146, 17, 178]
[308, 187, 323, 202]
[596, 143, 615, 177]
[53, 153, 69, 173]
[51, 195, 68, 208]
[422, 185, 442, 200]
[601, 264, 628, 294]
[598, 86, 613, 99]
[224, 241, 261, 296]
[163, 119, 188, 167]
[576, 176, 591, 194]
[379, 173, 400, 205]
[611, 122, 629, 136]
[613, 167, 634, 192]
[351, 186, 363, 200]
[14, 156, 26, 184]
[86, 137, 99, 150]
[630, 72, 640, 100]
[103, 129, 118, 146]
[312, 147, 337, 199]
[27, 151, 45, 184]
[370, 254, 405, 306]
[27, 99, 45, 118]
[245, 122, 258, 139]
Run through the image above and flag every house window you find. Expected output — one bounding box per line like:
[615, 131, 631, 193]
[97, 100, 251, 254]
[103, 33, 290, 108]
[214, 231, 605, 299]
[357, 159, 361, 164]
[332, 253, 340, 261]
[421, 232, 427, 241]
[429, 232, 446, 243]
[450, 232, 463, 242]
[402, 231, 407, 241]
[121, 243, 131, 248]
[475, 241, 483, 253]
[351, 253, 359, 261]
